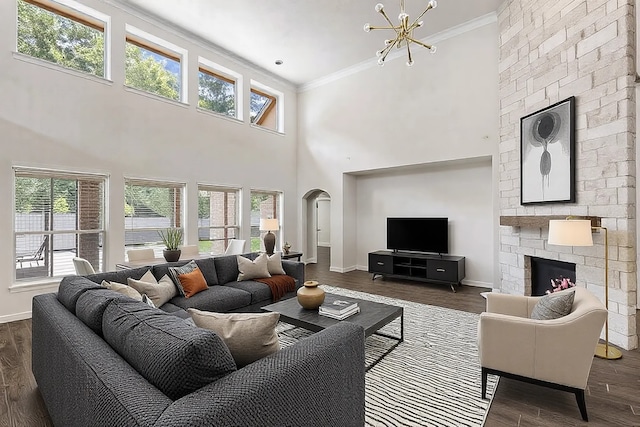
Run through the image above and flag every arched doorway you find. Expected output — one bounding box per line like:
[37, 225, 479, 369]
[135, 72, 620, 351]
[301, 189, 331, 267]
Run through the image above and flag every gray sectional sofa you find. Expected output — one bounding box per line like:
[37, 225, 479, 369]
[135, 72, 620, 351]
[32, 253, 366, 427]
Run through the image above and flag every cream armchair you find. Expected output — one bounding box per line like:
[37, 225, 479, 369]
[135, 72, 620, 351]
[478, 287, 607, 421]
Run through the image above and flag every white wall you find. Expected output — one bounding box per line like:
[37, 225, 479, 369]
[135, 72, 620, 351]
[297, 21, 499, 274]
[0, 0, 298, 322]
[355, 159, 493, 286]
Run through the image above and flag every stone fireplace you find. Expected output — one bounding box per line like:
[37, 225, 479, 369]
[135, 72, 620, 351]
[497, 0, 637, 350]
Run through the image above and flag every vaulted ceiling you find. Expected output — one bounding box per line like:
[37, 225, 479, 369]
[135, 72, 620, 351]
[122, 0, 501, 86]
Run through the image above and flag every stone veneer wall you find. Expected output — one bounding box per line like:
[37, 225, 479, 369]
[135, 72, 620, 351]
[498, 0, 637, 349]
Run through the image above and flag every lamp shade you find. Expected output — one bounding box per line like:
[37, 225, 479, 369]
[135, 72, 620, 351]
[259, 218, 279, 232]
[548, 220, 593, 247]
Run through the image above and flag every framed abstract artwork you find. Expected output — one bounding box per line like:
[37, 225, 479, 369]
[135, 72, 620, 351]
[520, 96, 575, 205]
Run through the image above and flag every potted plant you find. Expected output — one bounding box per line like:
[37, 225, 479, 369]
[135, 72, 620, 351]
[158, 228, 183, 262]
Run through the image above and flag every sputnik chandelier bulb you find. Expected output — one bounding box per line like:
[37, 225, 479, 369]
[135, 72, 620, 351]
[364, 0, 437, 66]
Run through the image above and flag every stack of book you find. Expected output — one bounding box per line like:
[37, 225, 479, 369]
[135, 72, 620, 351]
[319, 299, 360, 320]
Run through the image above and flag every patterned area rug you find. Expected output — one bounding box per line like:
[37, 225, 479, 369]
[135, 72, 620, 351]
[276, 286, 498, 427]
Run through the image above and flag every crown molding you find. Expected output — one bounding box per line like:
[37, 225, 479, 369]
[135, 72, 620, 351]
[102, 0, 297, 91]
[299, 12, 498, 93]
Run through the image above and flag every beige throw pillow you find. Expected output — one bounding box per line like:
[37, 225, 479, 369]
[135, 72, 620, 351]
[267, 252, 286, 275]
[237, 253, 271, 281]
[101, 280, 142, 300]
[128, 274, 177, 308]
[188, 309, 280, 367]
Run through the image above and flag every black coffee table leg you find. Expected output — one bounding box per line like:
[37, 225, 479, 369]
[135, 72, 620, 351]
[367, 314, 404, 372]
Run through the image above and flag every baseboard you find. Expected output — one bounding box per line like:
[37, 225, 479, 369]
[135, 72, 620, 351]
[461, 280, 493, 288]
[0, 311, 32, 324]
[306, 257, 317, 264]
[356, 265, 368, 271]
[329, 265, 357, 273]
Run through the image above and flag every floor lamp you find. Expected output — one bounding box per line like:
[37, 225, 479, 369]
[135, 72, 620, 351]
[548, 219, 622, 360]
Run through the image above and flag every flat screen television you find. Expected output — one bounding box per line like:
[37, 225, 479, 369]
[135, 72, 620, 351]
[387, 217, 449, 254]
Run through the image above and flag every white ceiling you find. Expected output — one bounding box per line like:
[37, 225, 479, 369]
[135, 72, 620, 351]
[122, 0, 501, 87]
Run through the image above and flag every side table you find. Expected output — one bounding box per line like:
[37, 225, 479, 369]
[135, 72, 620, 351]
[281, 251, 303, 261]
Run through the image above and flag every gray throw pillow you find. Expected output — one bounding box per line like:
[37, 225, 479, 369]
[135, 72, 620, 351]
[530, 290, 575, 320]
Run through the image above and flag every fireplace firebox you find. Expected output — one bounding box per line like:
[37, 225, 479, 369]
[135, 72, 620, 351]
[530, 257, 576, 296]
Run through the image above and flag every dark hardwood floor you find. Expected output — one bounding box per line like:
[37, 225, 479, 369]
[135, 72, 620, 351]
[2, 247, 638, 426]
[307, 246, 640, 427]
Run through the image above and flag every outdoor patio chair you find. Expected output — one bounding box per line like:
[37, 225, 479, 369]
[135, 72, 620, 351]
[16, 237, 47, 267]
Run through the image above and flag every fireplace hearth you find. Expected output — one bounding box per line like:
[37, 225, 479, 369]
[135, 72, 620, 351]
[530, 257, 576, 296]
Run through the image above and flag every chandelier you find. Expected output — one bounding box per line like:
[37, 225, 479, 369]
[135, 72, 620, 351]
[364, 0, 438, 67]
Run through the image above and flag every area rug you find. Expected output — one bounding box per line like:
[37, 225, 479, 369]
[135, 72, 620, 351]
[276, 286, 498, 427]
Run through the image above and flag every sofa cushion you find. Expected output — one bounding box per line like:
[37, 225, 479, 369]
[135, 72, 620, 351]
[213, 255, 240, 285]
[188, 309, 280, 367]
[153, 258, 218, 286]
[159, 302, 190, 319]
[128, 274, 177, 307]
[76, 288, 131, 335]
[224, 280, 273, 304]
[531, 290, 576, 320]
[169, 286, 252, 312]
[57, 276, 104, 314]
[237, 253, 271, 281]
[102, 300, 237, 400]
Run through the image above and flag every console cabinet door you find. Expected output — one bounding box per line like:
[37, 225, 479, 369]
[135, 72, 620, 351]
[427, 260, 458, 283]
[369, 254, 393, 274]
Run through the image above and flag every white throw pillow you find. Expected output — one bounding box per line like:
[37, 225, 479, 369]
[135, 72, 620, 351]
[188, 309, 280, 367]
[101, 280, 142, 300]
[237, 253, 271, 281]
[127, 274, 177, 308]
[267, 252, 286, 275]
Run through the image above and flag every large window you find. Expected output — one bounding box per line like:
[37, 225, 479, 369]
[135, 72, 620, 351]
[124, 180, 184, 256]
[125, 26, 186, 102]
[250, 190, 281, 252]
[14, 168, 106, 281]
[198, 186, 240, 254]
[17, 0, 108, 78]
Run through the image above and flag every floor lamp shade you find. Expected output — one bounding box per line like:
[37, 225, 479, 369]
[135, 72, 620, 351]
[548, 220, 593, 247]
[260, 218, 279, 255]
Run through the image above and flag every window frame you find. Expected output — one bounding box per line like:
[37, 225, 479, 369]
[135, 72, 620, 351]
[250, 80, 284, 133]
[197, 185, 241, 254]
[124, 178, 186, 254]
[16, 0, 112, 79]
[250, 189, 283, 252]
[198, 57, 243, 120]
[13, 166, 107, 283]
[124, 24, 188, 103]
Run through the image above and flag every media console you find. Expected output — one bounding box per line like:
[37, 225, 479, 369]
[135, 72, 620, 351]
[368, 250, 465, 292]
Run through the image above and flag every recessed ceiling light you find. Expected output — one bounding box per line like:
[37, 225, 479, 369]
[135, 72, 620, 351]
[275, 60, 283, 65]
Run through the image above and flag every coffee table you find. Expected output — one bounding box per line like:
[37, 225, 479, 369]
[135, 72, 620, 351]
[262, 293, 403, 371]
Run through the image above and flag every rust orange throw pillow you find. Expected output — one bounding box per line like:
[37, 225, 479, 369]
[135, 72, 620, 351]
[177, 267, 208, 298]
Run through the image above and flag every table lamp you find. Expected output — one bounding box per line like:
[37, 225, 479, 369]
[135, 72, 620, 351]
[260, 218, 279, 255]
[548, 219, 622, 360]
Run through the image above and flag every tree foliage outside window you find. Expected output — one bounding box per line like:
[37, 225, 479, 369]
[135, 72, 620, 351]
[199, 70, 235, 117]
[17, 0, 105, 77]
[125, 42, 180, 101]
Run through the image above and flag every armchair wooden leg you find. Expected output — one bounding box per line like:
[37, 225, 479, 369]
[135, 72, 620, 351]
[481, 367, 488, 399]
[575, 389, 588, 422]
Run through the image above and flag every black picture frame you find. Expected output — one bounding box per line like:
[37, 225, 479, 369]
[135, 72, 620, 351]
[520, 96, 575, 205]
